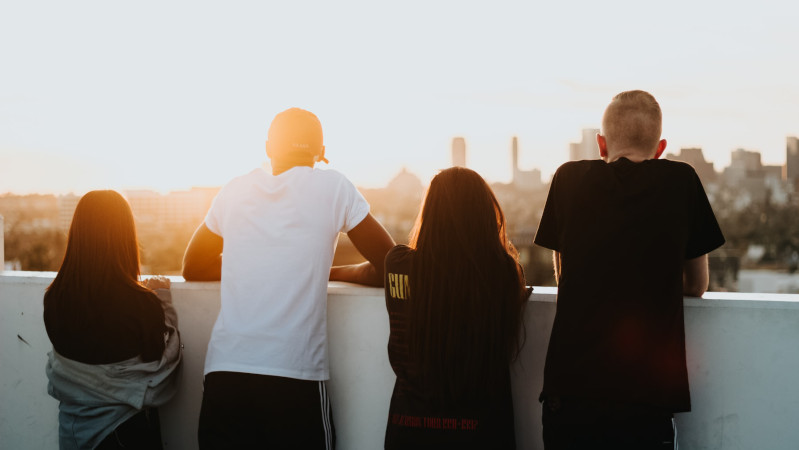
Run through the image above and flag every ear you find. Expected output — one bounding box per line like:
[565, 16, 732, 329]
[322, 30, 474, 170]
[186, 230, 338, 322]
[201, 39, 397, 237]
[317, 145, 329, 164]
[654, 139, 667, 159]
[596, 133, 608, 159]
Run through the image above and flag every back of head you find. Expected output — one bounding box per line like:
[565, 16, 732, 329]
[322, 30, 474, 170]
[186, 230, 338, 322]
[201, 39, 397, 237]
[47, 190, 143, 310]
[411, 167, 511, 258]
[266, 108, 327, 169]
[408, 167, 525, 403]
[602, 90, 662, 155]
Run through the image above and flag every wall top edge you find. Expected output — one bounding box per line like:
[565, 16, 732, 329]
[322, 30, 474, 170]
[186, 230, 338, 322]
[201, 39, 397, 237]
[2, 272, 797, 307]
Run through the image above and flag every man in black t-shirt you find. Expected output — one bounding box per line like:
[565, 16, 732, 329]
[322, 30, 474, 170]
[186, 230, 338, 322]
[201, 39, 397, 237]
[534, 90, 725, 449]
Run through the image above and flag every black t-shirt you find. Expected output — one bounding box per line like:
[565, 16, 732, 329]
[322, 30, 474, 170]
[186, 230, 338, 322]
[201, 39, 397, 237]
[44, 286, 167, 364]
[383, 245, 515, 449]
[534, 158, 725, 412]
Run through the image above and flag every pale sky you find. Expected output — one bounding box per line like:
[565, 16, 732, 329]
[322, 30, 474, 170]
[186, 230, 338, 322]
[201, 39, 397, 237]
[1, 1, 798, 194]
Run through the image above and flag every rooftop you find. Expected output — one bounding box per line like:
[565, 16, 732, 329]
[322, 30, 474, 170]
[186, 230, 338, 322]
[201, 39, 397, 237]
[2, 272, 799, 449]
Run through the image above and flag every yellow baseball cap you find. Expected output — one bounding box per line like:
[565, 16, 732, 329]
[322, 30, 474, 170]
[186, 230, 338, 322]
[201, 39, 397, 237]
[267, 108, 328, 163]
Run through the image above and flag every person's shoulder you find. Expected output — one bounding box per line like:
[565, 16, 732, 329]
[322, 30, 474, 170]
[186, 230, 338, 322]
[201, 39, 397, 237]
[311, 167, 355, 184]
[214, 168, 265, 199]
[552, 159, 601, 182]
[43, 288, 55, 307]
[310, 168, 365, 202]
[649, 158, 695, 172]
[557, 159, 603, 173]
[123, 286, 163, 310]
[228, 168, 267, 186]
[388, 244, 413, 256]
[386, 244, 414, 266]
[95, 285, 162, 320]
[647, 158, 700, 180]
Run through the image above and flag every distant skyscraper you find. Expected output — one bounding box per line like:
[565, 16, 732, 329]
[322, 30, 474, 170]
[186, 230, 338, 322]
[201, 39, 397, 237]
[786, 136, 799, 185]
[723, 148, 791, 207]
[569, 128, 600, 161]
[665, 147, 717, 184]
[722, 148, 761, 187]
[511, 136, 542, 191]
[451, 137, 466, 167]
[734, 148, 762, 169]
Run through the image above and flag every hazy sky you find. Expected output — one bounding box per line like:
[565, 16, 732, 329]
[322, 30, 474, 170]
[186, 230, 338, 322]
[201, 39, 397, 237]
[2, 1, 798, 194]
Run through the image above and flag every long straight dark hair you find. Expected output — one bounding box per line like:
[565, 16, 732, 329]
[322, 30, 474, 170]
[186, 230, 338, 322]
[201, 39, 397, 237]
[46, 190, 146, 316]
[407, 167, 527, 404]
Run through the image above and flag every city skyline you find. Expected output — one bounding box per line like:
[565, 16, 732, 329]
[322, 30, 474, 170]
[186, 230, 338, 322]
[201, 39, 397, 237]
[2, 131, 795, 195]
[2, 1, 798, 194]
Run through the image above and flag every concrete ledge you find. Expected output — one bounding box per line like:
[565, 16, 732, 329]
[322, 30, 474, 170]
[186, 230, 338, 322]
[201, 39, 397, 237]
[2, 273, 798, 449]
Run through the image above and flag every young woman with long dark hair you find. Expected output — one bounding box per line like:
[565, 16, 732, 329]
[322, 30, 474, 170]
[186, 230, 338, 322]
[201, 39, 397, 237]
[44, 190, 181, 449]
[383, 167, 529, 449]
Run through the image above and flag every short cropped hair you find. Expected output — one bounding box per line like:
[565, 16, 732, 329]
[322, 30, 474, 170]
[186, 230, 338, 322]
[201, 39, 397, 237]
[601, 90, 662, 153]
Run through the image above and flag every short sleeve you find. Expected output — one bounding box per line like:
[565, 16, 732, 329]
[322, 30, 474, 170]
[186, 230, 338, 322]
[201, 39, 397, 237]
[534, 167, 563, 252]
[684, 171, 725, 259]
[340, 176, 371, 233]
[384, 245, 410, 273]
[204, 186, 227, 237]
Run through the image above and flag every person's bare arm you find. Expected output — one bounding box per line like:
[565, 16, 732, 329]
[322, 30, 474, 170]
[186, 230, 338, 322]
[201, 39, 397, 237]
[182, 223, 223, 281]
[329, 213, 396, 287]
[553, 251, 562, 285]
[683, 254, 709, 297]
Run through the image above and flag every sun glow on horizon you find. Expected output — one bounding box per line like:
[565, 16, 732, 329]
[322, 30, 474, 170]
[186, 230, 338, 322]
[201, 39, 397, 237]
[2, 1, 798, 195]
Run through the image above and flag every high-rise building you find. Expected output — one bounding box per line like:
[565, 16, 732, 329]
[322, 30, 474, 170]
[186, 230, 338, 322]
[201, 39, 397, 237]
[786, 136, 799, 186]
[511, 137, 542, 191]
[722, 148, 792, 208]
[665, 147, 717, 184]
[569, 128, 600, 161]
[725, 148, 762, 183]
[451, 137, 466, 167]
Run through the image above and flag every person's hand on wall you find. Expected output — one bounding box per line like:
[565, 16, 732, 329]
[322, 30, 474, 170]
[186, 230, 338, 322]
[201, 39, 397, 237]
[143, 275, 171, 291]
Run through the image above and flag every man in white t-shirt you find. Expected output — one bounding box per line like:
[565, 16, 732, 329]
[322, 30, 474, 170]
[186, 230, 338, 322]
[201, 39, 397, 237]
[183, 107, 395, 449]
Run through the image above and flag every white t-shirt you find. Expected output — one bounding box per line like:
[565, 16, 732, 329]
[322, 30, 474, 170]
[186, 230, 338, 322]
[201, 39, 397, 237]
[203, 166, 370, 380]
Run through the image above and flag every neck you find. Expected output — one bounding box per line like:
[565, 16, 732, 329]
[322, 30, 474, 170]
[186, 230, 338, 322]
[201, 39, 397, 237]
[606, 149, 653, 163]
[270, 157, 315, 175]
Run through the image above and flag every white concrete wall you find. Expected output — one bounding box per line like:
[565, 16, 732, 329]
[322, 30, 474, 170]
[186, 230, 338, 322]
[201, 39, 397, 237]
[2, 273, 799, 449]
[0, 215, 4, 269]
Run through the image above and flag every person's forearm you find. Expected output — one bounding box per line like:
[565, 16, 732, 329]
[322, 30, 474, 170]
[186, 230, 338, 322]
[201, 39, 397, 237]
[182, 223, 224, 281]
[683, 274, 707, 297]
[330, 262, 383, 287]
[683, 254, 709, 297]
[183, 256, 222, 281]
[553, 251, 562, 284]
